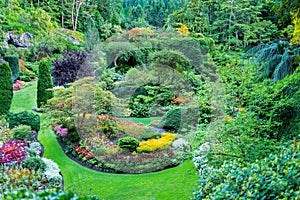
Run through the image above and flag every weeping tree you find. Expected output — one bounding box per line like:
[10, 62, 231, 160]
[247, 41, 299, 81]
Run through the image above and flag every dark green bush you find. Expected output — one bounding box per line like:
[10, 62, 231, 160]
[192, 143, 300, 199]
[117, 136, 139, 152]
[22, 157, 46, 171]
[9, 111, 40, 131]
[37, 59, 53, 107]
[3, 55, 19, 82]
[12, 125, 32, 140]
[0, 61, 13, 115]
[160, 108, 182, 132]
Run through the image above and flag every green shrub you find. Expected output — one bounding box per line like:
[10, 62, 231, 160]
[117, 136, 139, 152]
[9, 111, 40, 131]
[19, 70, 36, 82]
[0, 61, 13, 115]
[192, 143, 300, 199]
[37, 59, 53, 107]
[0, 117, 13, 143]
[3, 55, 19, 82]
[22, 157, 46, 171]
[160, 108, 181, 132]
[12, 125, 32, 140]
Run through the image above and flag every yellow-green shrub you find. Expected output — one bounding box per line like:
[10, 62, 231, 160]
[137, 133, 176, 153]
[0, 128, 13, 143]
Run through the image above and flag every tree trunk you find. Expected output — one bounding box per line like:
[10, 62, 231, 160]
[228, 0, 234, 51]
[235, 31, 239, 46]
[73, 0, 84, 31]
[61, 0, 64, 28]
[72, 0, 75, 30]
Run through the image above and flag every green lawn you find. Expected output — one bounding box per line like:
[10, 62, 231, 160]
[119, 117, 161, 125]
[10, 81, 37, 113]
[11, 82, 199, 200]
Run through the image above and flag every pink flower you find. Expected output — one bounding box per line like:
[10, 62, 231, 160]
[60, 128, 68, 137]
[54, 125, 68, 137]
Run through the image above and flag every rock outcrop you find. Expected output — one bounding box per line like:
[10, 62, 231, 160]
[3, 32, 34, 49]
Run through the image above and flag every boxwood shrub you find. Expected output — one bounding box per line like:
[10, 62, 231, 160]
[9, 111, 40, 131]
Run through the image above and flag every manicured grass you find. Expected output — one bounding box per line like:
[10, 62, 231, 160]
[39, 122, 198, 199]
[10, 81, 37, 113]
[11, 82, 199, 199]
[119, 117, 161, 125]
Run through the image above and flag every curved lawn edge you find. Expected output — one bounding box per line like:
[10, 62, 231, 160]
[39, 115, 199, 200]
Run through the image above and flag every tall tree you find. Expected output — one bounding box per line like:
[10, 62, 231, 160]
[0, 60, 13, 116]
[37, 59, 53, 107]
[72, 0, 84, 31]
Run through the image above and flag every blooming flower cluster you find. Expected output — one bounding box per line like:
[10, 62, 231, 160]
[13, 80, 26, 91]
[137, 133, 176, 153]
[0, 166, 41, 193]
[0, 140, 28, 164]
[75, 145, 94, 159]
[54, 125, 68, 137]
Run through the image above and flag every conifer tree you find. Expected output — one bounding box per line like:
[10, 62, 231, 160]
[37, 59, 53, 108]
[0, 60, 13, 115]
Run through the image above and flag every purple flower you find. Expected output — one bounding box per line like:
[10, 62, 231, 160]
[60, 128, 68, 137]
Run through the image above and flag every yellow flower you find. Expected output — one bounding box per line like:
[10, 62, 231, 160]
[225, 116, 234, 121]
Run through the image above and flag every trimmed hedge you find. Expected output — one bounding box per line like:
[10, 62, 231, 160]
[37, 59, 53, 107]
[192, 143, 300, 199]
[0, 61, 13, 115]
[9, 111, 40, 131]
[160, 108, 181, 132]
[3, 55, 19, 82]
[117, 136, 139, 152]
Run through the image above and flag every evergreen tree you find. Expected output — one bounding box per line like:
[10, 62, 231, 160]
[111, 10, 121, 25]
[0, 60, 13, 115]
[3, 56, 19, 82]
[37, 59, 53, 107]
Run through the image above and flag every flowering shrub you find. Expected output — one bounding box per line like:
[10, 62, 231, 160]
[13, 80, 25, 91]
[0, 166, 41, 193]
[74, 145, 94, 159]
[54, 125, 68, 137]
[0, 140, 27, 164]
[171, 97, 192, 104]
[137, 133, 176, 153]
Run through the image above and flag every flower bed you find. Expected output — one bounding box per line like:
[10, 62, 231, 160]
[54, 115, 186, 174]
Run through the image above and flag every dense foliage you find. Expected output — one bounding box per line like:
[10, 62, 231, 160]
[52, 50, 93, 86]
[3, 56, 19, 82]
[0, 0, 299, 198]
[9, 111, 40, 131]
[37, 59, 53, 107]
[0, 61, 13, 115]
[192, 143, 300, 199]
